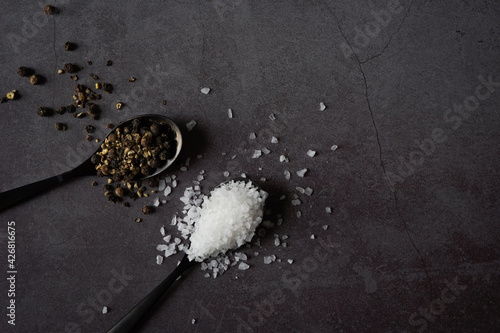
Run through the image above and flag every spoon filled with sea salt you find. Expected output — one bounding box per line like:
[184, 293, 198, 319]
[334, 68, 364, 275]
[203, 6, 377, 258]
[0, 114, 182, 212]
[107, 178, 268, 333]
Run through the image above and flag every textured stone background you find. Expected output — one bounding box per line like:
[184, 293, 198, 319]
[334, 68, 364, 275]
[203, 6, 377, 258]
[0, 1, 499, 332]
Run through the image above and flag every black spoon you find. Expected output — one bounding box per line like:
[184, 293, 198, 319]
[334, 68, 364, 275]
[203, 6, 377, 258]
[0, 114, 182, 212]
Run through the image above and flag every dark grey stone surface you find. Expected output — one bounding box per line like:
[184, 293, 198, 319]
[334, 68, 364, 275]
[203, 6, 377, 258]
[0, 1, 499, 332]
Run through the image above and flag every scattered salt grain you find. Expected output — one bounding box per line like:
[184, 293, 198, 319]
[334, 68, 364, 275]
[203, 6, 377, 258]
[304, 187, 313, 196]
[263, 255, 276, 264]
[271, 136, 278, 143]
[288, 259, 294, 264]
[197, 154, 203, 159]
[284, 170, 291, 180]
[279, 195, 286, 200]
[238, 262, 250, 270]
[325, 207, 332, 213]
[331, 145, 338, 151]
[269, 113, 276, 121]
[186, 120, 197, 131]
[164, 186, 172, 196]
[291, 199, 301, 206]
[274, 238, 280, 246]
[296, 211, 302, 218]
[228, 108, 233, 118]
[296, 168, 308, 177]
[192, 319, 196, 324]
[310, 234, 315, 239]
[172, 180, 178, 188]
[153, 198, 160, 207]
[296, 187, 305, 194]
[249, 132, 256, 139]
[163, 235, 171, 242]
[252, 150, 262, 158]
[262, 147, 270, 155]
[197, 175, 204, 181]
[320, 102, 326, 111]
[156, 255, 163, 265]
[180, 166, 187, 172]
[102, 307, 108, 314]
[323, 225, 329, 230]
[201, 87, 210, 94]
[160, 226, 165, 236]
[223, 171, 230, 177]
[279, 155, 289, 163]
[307, 150, 316, 157]
[158, 180, 166, 191]
[240, 173, 247, 178]
[277, 218, 283, 225]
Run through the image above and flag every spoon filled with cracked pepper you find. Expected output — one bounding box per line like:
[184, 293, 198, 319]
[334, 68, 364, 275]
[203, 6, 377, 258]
[0, 114, 182, 212]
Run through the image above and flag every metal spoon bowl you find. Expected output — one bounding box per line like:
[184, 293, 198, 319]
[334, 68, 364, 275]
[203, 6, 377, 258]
[0, 114, 182, 212]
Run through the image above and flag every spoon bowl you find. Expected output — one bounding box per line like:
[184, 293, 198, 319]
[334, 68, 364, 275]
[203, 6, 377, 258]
[0, 114, 182, 212]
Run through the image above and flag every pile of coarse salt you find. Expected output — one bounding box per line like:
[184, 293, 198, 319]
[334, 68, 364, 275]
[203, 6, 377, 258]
[183, 180, 268, 262]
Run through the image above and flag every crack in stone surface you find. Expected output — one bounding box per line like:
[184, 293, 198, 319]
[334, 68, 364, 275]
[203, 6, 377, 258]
[360, 0, 415, 65]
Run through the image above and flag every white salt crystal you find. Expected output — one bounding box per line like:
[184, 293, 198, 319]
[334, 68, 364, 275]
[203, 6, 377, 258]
[287, 259, 294, 264]
[320, 102, 326, 111]
[260, 177, 266, 182]
[269, 113, 276, 120]
[223, 171, 230, 177]
[263, 256, 274, 264]
[331, 145, 338, 151]
[201, 87, 210, 94]
[296, 168, 308, 177]
[284, 170, 291, 180]
[323, 225, 329, 230]
[153, 198, 160, 207]
[161, 200, 167, 204]
[238, 262, 250, 270]
[197, 154, 203, 159]
[197, 175, 204, 181]
[158, 180, 166, 191]
[274, 238, 280, 246]
[252, 150, 262, 158]
[249, 132, 256, 139]
[271, 136, 278, 143]
[102, 306, 108, 314]
[325, 207, 332, 213]
[192, 319, 196, 324]
[186, 120, 197, 131]
[164, 186, 172, 196]
[262, 147, 270, 155]
[279, 195, 286, 200]
[171, 175, 177, 180]
[163, 235, 172, 242]
[307, 150, 316, 157]
[281, 235, 288, 240]
[231, 155, 237, 159]
[228, 108, 233, 118]
[310, 234, 315, 239]
[304, 187, 313, 196]
[156, 255, 163, 265]
[296, 211, 302, 218]
[160, 226, 165, 236]
[185, 157, 190, 167]
[291, 199, 301, 206]
[172, 180, 178, 188]
[180, 166, 187, 172]
[240, 173, 247, 178]
[296, 187, 305, 194]
[277, 218, 283, 225]
[204, 273, 210, 278]
[279, 155, 289, 163]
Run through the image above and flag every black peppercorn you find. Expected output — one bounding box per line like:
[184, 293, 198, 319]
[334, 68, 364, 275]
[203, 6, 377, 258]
[101, 83, 113, 94]
[106, 60, 112, 66]
[63, 41, 76, 51]
[141, 206, 153, 215]
[74, 84, 84, 92]
[55, 122, 68, 131]
[0, 96, 8, 104]
[55, 106, 66, 115]
[91, 181, 98, 186]
[37, 107, 53, 117]
[17, 66, 34, 77]
[64, 63, 81, 73]
[30, 74, 43, 85]
[44, 5, 55, 15]
[85, 125, 95, 133]
[123, 202, 130, 207]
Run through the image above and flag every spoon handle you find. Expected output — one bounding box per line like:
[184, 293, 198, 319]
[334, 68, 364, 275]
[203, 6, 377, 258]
[107, 254, 196, 333]
[0, 160, 92, 212]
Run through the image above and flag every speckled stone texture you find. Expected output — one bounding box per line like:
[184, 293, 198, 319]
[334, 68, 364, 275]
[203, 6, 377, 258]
[0, 1, 499, 332]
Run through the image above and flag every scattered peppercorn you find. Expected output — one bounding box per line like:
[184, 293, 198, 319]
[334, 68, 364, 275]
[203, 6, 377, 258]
[115, 102, 123, 110]
[123, 202, 130, 208]
[85, 125, 95, 133]
[30, 74, 43, 85]
[55, 122, 68, 131]
[115, 186, 124, 197]
[63, 41, 76, 51]
[64, 63, 82, 73]
[55, 106, 66, 115]
[91, 181, 98, 186]
[37, 107, 53, 117]
[106, 60, 113, 66]
[44, 5, 55, 15]
[101, 83, 113, 94]
[89, 73, 99, 80]
[105, 123, 114, 129]
[147, 177, 159, 188]
[6, 90, 18, 100]
[162, 100, 167, 105]
[128, 77, 136, 82]
[87, 61, 93, 65]
[67, 105, 76, 113]
[17, 66, 34, 77]
[86, 135, 93, 141]
[70, 75, 78, 81]
[141, 206, 153, 215]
